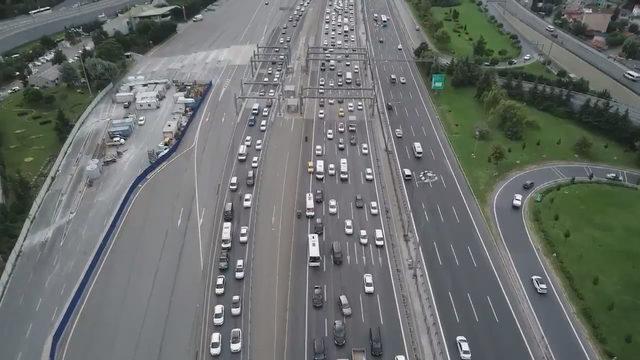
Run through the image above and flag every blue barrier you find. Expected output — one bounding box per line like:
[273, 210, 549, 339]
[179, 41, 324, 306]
[49, 81, 213, 360]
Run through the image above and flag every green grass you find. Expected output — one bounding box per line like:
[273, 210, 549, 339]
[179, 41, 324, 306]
[431, 2, 519, 58]
[532, 183, 640, 359]
[506, 61, 557, 81]
[0, 87, 91, 181]
[432, 87, 638, 203]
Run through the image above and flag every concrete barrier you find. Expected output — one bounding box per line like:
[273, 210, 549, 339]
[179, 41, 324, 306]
[0, 83, 113, 301]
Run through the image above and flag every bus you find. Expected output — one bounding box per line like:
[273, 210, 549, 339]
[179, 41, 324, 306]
[381, 15, 388, 26]
[305, 192, 315, 218]
[308, 234, 321, 267]
[339, 158, 348, 181]
[29, 7, 51, 16]
[315, 160, 325, 180]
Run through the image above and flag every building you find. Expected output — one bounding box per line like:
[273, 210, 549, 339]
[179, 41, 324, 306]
[581, 8, 613, 33]
[30, 66, 59, 88]
[131, 6, 179, 25]
[102, 5, 179, 36]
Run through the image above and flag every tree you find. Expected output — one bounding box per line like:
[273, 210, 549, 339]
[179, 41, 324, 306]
[481, 85, 507, 111]
[491, 100, 527, 140]
[414, 41, 430, 58]
[573, 136, 593, 157]
[622, 37, 640, 59]
[54, 109, 72, 142]
[606, 32, 626, 47]
[96, 39, 125, 63]
[630, 23, 639, 34]
[569, 21, 587, 37]
[85, 58, 119, 86]
[488, 144, 506, 167]
[452, 9, 459, 20]
[475, 71, 496, 99]
[22, 87, 43, 104]
[39, 35, 56, 50]
[473, 35, 487, 57]
[91, 28, 109, 46]
[557, 69, 568, 78]
[60, 62, 80, 86]
[52, 49, 67, 65]
[434, 28, 451, 45]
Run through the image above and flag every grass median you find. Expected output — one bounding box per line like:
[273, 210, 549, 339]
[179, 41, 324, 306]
[531, 183, 640, 359]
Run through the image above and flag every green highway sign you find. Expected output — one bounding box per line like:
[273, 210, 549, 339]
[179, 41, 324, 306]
[431, 73, 445, 90]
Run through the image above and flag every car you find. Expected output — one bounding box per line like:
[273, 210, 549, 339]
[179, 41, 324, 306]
[365, 168, 374, 181]
[248, 115, 256, 127]
[338, 122, 345, 132]
[545, 24, 555, 32]
[395, 356, 407, 360]
[315, 145, 324, 156]
[207, 332, 223, 357]
[256, 139, 263, 150]
[370, 201, 379, 215]
[400, 76, 406, 84]
[333, 320, 346, 346]
[235, 259, 245, 279]
[338, 108, 345, 117]
[397, 43, 403, 50]
[605, 173, 622, 181]
[218, 250, 229, 270]
[355, 194, 364, 208]
[374, 229, 384, 247]
[229, 176, 238, 191]
[251, 156, 259, 168]
[263, 76, 269, 82]
[315, 189, 324, 203]
[230, 328, 242, 353]
[522, 180, 534, 190]
[354, 64, 360, 73]
[456, 336, 471, 360]
[123, 101, 131, 109]
[313, 337, 326, 360]
[329, 98, 336, 105]
[231, 295, 242, 315]
[349, 135, 357, 145]
[344, 219, 353, 235]
[328, 163, 336, 175]
[328, 199, 338, 214]
[338, 294, 352, 316]
[318, 87, 324, 94]
[239, 226, 249, 243]
[531, 275, 548, 294]
[524, 54, 532, 61]
[213, 304, 225, 326]
[357, 101, 363, 110]
[243, 193, 253, 208]
[259, 89, 266, 96]
[386, 102, 393, 110]
[508, 59, 517, 65]
[215, 275, 225, 295]
[359, 229, 368, 245]
[318, 109, 325, 119]
[260, 120, 267, 131]
[370, 327, 383, 356]
[262, 107, 270, 117]
[308, 161, 315, 173]
[363, 273, 374, 293]
[312, 285, 324, 307]
[244, 135, 252, 147]
[268, 88, 275, 96]
[361, 143, 369, 155]
[319, 77, 325, 86]
[379, 38, 384, 43]
[326, 129, 334, 139]
[348, 102, 354, 112]
[137, 116, 146, 126]
[512, 193, 523, 208]
[395, 128, 403, 138]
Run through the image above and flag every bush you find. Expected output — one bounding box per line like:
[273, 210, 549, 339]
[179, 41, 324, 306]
[17, 111, 28, 117]
[31, 114, 42, 120]
[497, 23, 504, 28]
[38, 120, 52, 125]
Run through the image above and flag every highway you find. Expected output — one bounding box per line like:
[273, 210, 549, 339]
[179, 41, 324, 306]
[493, 164, 640, 360]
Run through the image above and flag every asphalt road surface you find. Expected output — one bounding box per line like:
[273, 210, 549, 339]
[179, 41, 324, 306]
[493, 164, 639, 360]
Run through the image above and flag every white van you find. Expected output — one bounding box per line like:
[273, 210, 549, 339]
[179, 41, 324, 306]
[412, 142, 423, 158]
[221, 222, 232, 249]
[339, 158, 348, 181]
[238, 145, 248, 161]
[624, 70, 640, 81]
[305, 192, 315, 217]
[316, 160, 325, 180]
[251, 103, 260, 115]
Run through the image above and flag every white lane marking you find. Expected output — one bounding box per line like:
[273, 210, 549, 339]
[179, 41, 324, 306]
[369, 244, 375, 266]
[404, 145, 410, 159]
[448, 291, 459, 323]
[410, 124, 415, 137]
[17, 352, 22, 360]
[324, 317, 328, 337]
[436, 204, 444, 222]
[441, 175, 447, 189]
[272, 203, 277, 225]
[346, 242, 351, 265]
[404, 107, 409, 117]
[452, 205, 460, 223]
[423, 210, 429, 222]
[433, 241, 443, 265]
[468, 293, 479, 322]
[430, 147, 435, 159]
[354, 242, 358, 265]
[52, 306, 58, 321]
[199, 207, 205, 226]
[450, 243, 459, 266]
[362, 245, 367, 265]
[177, 207, 183, 227]
[488, 296, 499, 322]
[59, 283, 66, 296]
[25, 323, 32, 338]
[467, 246, 478, 267]
[376, 294, 384, 324]
[360, 293, 365, 323]
[35, 298, 42, 311]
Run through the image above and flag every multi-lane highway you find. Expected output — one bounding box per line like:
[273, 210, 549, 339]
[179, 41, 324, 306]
[494, 164, 639, 360]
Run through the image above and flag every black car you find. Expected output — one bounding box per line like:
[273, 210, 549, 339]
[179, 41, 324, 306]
[248, 115, 256, 127]
[349, 135, 357, 145]
[312, 285, 324, 308]
[386, 102, 393, 110]
[123, 101, 131, 109]
[315, 189, 324, 203]
[314, 217, 323, 235]
[313, 337, 326, 360]
[218, 250, 229, 271]
[355, 194, 364, 208]
[355, 78, 361, 86]
[333, 320, 346, 346]
[369, 327, 383, 357]
[522, 181, 535, 190]
[337, 98, 344, 104]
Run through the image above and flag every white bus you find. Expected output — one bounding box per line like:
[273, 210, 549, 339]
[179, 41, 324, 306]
[345, 72, 352, 84]
[238, 145, 247, 161]
[221, 222, 232, 249]
[339, 158, 348, 181]
[305, 192, 315, 217]
[308, 234, 321, 267]
[381, 15, 388, 26]
[29, 7, 51, 16]
[315, 160, 325, 180]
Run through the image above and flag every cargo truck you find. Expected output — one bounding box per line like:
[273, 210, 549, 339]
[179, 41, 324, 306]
[352, 348, 366, 360]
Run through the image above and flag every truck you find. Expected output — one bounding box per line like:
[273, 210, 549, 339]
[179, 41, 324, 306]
[352, 348, 366, 360]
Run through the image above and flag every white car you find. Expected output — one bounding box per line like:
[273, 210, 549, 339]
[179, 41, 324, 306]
[400, 76, 406, 84]
[329, 199, 338, 214]
[244, 135, 252, 147]
[370, 201, 379, 215]
[348, 103, 354, 112]
[231, 295, 242, 315]
[524, 54, 532, 61]
[329, 98, 335, 105]
[230, 328, 242, 353]
[397, 43, 403, 50]
[239, 226, 249, 243]
[213, 304, 225, 326]
[329, 79, 335, 87]
[229, 176, 238, 191]
[137, 116, 146, 126]
[328, 163, 336, 176]
[260, 120, 267, 131]
[215, 275, 225, 295]
[256, 139, 263, 150]
[363, 273, 374, 294]
[605, 173, 622, 181]
[268, 89, 275, 96]
[512, 193, 523, 208]
[267, 67, 273, 74]
[319, 77, 325, 86]
[318, 109, 325, 119]
[243, 193, 253, 208]
[531, 275, 548, 294]
[456, 336, 471, 360]
[344, 219, 353, 235]
[315, 145, 323, 156]
[262, 107, 270, 117]
[235, 259, 245, 279]
[251, 156, 259, 168]
[365, 168, 374, 181]
[210, 332, 221, 356]
[361, 143, 369, 155]
[327, 129, 334, 139]
[359, 229, 368, 245]
[357, 101, 363, 110]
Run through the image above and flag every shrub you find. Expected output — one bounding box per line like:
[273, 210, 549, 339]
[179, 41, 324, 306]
[17, 111, 29, 117]
[31, 114, 42, 120]
[497, 23, 504, 28]
[38, 120, 52, 125]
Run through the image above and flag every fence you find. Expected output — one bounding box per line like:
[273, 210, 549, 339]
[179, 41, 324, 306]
[47, 81, 212, 360]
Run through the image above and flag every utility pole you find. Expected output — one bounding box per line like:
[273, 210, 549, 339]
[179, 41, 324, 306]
[78, 52, 93, 97]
